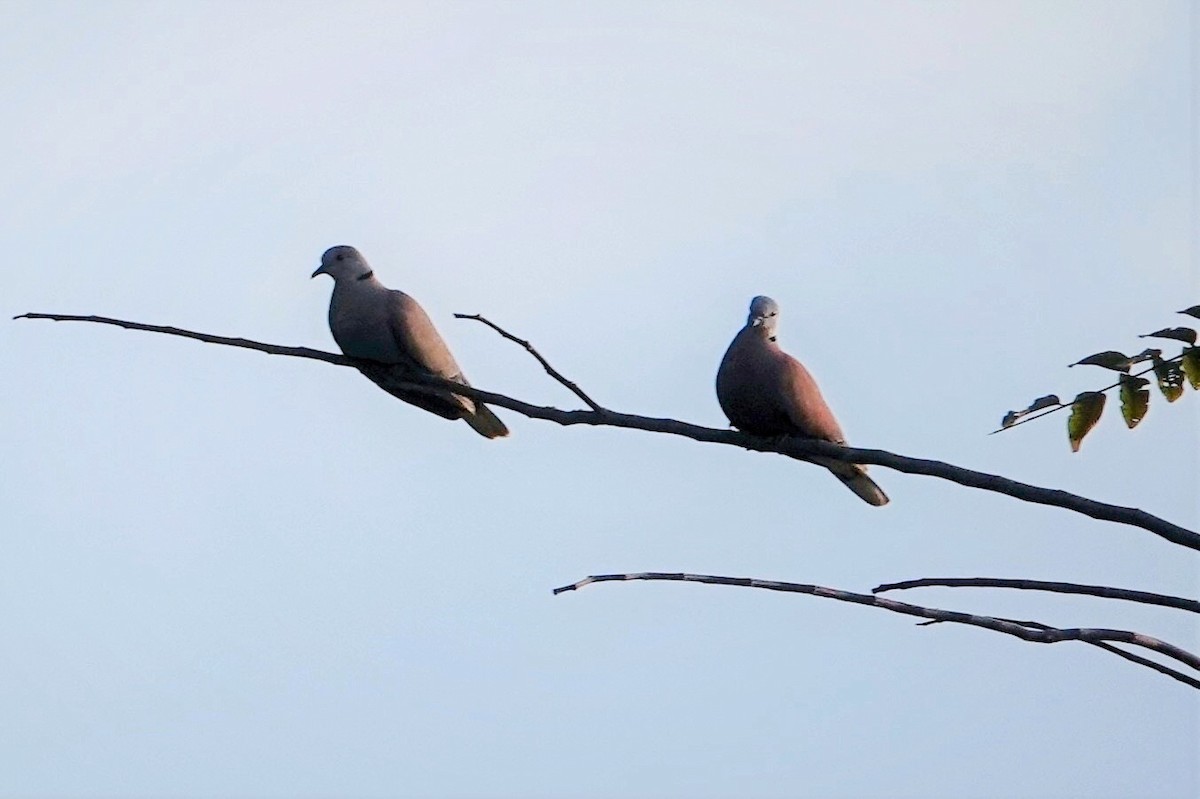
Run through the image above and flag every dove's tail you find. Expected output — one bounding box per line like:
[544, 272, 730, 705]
[812, 457, 889, 506]
[834, 468, 889, 507]
[463, 403, 510, 439]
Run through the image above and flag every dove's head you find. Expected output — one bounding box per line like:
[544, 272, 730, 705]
[747, 295, 780, 334]
[312, 245, 373, 281]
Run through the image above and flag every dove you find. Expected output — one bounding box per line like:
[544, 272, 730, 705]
[311, 245, 509, 439]
[716, 295, 887, 506]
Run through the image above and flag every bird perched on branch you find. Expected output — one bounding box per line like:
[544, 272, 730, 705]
[311, 245, 509, 439]
[716, 295, 887, 505]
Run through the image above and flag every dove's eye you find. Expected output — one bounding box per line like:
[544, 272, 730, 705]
[336, 253, 345, 261]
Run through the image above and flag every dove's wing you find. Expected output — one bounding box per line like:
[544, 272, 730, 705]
[386, 291, 509, 439]
[774, 353, 846, 443]
[388, 291, 467, 382]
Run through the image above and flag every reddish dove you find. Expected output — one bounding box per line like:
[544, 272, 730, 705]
[312, 245, 509, 439]
[716, 295, 887, 506]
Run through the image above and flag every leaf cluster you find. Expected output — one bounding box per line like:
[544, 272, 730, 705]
[998, 305, 1200, 450]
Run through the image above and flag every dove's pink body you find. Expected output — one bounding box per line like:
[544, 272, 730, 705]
[716, 296, 888, 506]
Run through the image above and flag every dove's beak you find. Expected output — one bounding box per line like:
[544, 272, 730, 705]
[310, 265, 327, 279]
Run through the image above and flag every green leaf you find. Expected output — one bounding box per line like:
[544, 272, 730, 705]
[1140, 327, 1198, 345]
[1069, 350, 1131, 372]
[1067, 392, 1106, 452]
[1183, 347, 1200, 389]
[1152, 356, 1186, 402]
[1179, 305, 1200, 319]
[1118, 374, 1150, 429]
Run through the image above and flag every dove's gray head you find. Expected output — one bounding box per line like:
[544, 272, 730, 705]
[311, 245, 373, 281]
[747, 295, 780, 334]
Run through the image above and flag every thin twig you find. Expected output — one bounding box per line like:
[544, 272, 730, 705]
[990, 352, 1188, 435]
[552, 571, 1200, 687]
[872, 577, 1200, 613]
[16, 312, 1200, 552]
[454, 313, 605, 411]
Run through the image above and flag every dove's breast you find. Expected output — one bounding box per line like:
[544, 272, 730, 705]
[328, 286, 402, 363]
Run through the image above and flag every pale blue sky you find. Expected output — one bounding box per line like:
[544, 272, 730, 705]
[2, 2, 1197, 797]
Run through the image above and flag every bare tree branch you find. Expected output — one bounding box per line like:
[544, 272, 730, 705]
[15, 313, 350, 364]
[551, 572, 1200, 687]
[872, 577, 1200, 613]
[983, 617, 1200, 690]
[453, 313, 604, 411]
[20, 312, 1198, 688]
[16, 312, 1200, 552]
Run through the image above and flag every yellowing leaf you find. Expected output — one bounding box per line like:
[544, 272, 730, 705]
[1183, 347, 1200, 389]
[1153, 356, 1186, 402]
[1140, 327, 1198, 345]
[1070, 351, 1131, 372]
[1118, 374, 1150, 429]
[1067, 392, 1106, 452]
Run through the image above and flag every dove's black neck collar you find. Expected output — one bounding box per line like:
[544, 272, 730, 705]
[356, 271, 374, 281]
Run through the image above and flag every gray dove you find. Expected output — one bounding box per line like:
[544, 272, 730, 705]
[716, 295, 887, 506]
[312, 245, 509, 439]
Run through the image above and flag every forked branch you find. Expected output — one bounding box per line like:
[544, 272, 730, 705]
[552, 571, 1200, 690]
